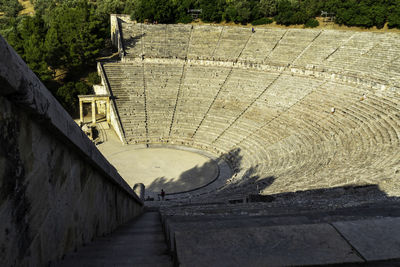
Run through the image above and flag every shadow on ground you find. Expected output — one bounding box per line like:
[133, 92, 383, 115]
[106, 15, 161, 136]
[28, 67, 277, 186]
[146, 146, 400, 209]
[146, 147, 277, 198]
[123, 33, 146, 53]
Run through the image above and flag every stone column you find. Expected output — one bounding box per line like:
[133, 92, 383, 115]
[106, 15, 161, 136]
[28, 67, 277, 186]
[106, 98, 111, 124]
[91, 100, 96, 124]
[79, 100, 83, 124]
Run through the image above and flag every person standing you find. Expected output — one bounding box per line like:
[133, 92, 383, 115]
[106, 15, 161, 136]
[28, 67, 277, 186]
[161, 189, 165, 201]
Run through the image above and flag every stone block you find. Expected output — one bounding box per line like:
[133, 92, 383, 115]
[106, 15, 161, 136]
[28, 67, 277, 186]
[175, 223, 363, 266]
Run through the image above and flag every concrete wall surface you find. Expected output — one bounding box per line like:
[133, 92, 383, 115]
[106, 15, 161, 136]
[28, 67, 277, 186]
[0, 35, 143, 266]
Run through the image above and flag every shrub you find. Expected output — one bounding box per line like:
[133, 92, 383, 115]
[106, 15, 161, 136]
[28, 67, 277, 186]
[87, 72, 101, 85]
[56, 81, 91, 113]
[305, 18, 319, 28]
[388, 4, 400, 29]
[251, 17, 273, 25]
[177, 15, 193, 24]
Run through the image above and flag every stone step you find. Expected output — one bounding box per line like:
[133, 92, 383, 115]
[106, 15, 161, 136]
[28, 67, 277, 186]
[163, 202, 400, 253]
[173, 217, 400, 266]
[57, 211, 172, 266]
[175, 222, 363, 266]
[58, 256, 172, 267]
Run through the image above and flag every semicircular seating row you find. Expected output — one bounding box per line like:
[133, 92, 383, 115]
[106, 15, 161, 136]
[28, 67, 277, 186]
[120, 18, 400, 87]
[102, 20, 400, 197]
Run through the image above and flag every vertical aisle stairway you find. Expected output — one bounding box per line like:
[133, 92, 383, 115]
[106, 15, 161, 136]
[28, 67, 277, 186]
[58, 211, 172, 267]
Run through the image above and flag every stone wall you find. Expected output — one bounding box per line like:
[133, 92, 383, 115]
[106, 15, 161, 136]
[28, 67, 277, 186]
[0, 35, 143, 266]
[97, 62, 126, 143]
[111, 14, 129, 59]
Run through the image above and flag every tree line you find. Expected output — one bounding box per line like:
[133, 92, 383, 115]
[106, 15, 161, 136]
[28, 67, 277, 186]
[132, 0, 400, 29]
[0, 0, 133, 114]
[0, 0, 399, 115]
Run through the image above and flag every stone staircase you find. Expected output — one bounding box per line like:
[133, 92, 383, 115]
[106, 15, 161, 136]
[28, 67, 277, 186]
[58, 211, 173, 267]
[56, 192, 400, 266]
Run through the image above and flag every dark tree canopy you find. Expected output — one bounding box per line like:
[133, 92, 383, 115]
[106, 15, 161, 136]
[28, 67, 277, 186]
[0, 0, 110, 114]
[1, 0, 399, 114]
[128, 0, 400, 29]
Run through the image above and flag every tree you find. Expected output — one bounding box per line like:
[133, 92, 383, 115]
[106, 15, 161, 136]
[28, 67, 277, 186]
[0, 0, 22, 17]
[44, 27, 63, 72]
[258, 0, 278, 17]
[131, 0, 176, 23]
[56, 81, 91, 113]
[199, 0, 225, 23]
[47, 1, 105, 70]
[388, 3, 400, 29]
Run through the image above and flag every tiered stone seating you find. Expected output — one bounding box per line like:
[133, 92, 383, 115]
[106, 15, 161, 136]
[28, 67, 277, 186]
[103, 62, 147, 143]
[158, 188, 400, 266]
[292, 30, 354, 68]
[144, 62, 184, 142]
[265, 29, 321, 66]
[239, 28, 287, 62]
[119, 18, 400, 84]
[171, 65, 231, 142]
[102, 18, 400, 202]
[321, 32, 388, 77]
[142, 24, 167, 58]
[212, 27, 252, 61]
[186, 26, 223, 60]
[119, 19, 143, 58]
[194, 68, 276, 145]
[102, 56, 400, 199]
[165, 24, 191, 58]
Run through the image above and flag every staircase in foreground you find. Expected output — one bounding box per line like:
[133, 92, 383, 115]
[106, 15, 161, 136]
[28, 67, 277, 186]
[58, 201, 400, 267]
[58, 211, 172, 267]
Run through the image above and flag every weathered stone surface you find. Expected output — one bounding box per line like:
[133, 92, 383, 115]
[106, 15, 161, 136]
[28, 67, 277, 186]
[0, 35, 143, 266]
[165, 214, 310, 252]
[99, 19, 400, 202]
[58, 211, 173, 267]
[0, 35, 135, 197]
[333, 217, 400, 261]
[175, 223, 363, 266]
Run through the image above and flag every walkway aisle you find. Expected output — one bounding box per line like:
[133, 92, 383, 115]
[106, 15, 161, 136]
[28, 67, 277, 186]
[58, 211, 173, 267]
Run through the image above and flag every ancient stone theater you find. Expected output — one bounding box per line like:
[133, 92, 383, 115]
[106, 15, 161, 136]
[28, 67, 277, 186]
[1, 14, 400, 266]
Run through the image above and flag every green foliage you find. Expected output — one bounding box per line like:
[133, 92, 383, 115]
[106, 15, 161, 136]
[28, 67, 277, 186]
[87, 72, 101, 86]
[177, 15, 193, 24]
[124, 0, 400, 29]
[275, 0, 312, 26]
[56, 81, 91, 113]
[123, 0, 135, 14]
[2, 0, 400, 115]
[47, 1, 106, 70]
[224, 0, 252, 24]
[175, 0, 194, 23]
[335, 0, 382, 28]
[327, 0, 392, 29]
[131, 0, 176, 23]
[305, 18, 319, 28]
[0, 0, 23, 17]
[258, 0, 278, 17]
[95, 0, 125, 16]
[199, 0, 225, 23]
[251, 17, 272, 25]
[1, 0, 107, 114]
[387, 3, 400, 29]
